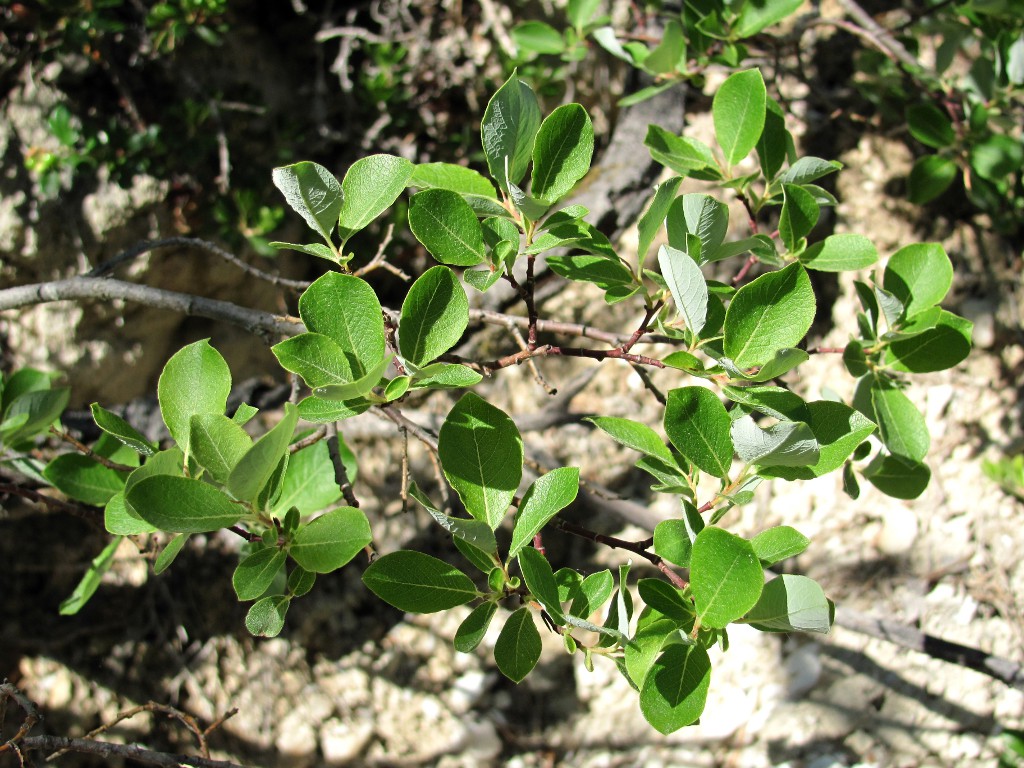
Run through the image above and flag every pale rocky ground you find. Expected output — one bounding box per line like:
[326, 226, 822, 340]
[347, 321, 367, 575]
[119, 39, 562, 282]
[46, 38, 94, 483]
[4, 6, 1024, 768]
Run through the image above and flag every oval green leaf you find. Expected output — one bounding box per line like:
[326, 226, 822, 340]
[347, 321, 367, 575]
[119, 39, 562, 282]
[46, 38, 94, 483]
[233, 547, 288, 601]
[127, 475, 243, 533]
[799, 233, 878, 272]
[337, 153, 413, 241]
[882, 242, 952, 319]
[494, 607, 542, 683]
[713, 69, 766, 166]
[482, 72, 542, 194]
[639, 644, 712, 734]
[290, 507, 372, 573]
[690, 527, 763, 628]
[399, 265, 470, 366]
[745, 574, 832, 633]
[272, 161, 342, 242]
[664, 386, 733, 479]
[298, 273, 385, 377]
[531, 103, 594, 204]
[408, 189, 487, 266]
[509, 466, 580, 558]
[362, 550, 478, 613]
[157, 339, 231, 457]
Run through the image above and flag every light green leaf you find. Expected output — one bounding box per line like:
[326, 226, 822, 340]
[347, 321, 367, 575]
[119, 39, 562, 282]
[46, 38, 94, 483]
[271, 439, 348, 516]
[531, 103, 594, 204]
[713, 69, 766, 166]
[639, 644, 712, 734]
[680, 193, 729, 258]
[438, 393, 523, 530]
[411, 362, 483, 390]
[664, 387, 733, 478]
[188, 414, 251, 485]
[690, 527, 763, 628]
[731, 415, 820, 468]
[362, 551, 478, 613]
[90, 403, 156, 456]
[586, 416, 673, 463]
[0, 387, 69, 445]
[411, 481, 498, 553]
[127, 475, 242, 533]
[153, 532, 188, 574]
[158, 340, 231, 457]
[750, 526, 810, 565]
[906, 103, 955, 149]
[777, 157, 843, 186]
[105, 492, 157, 535]
[724, 262, 815, 369]
[410, 162, 498, 198]
[268, 241, 338, 263]
[732, 0, 803, 37]
[637, 176, 684, 267]
[290, 507, 372, 573]
[645, 125, 720, 178]
[482, 72, 542, 194]
[399, 265, 470, 366]
[567, 0, 601, 28]
[59, 536, 122, 615]
[799, 234, 878, 272]
[908, 155, 958, 204]
[745, 574, 832, 633]
[756, 97, 791, 181]
[637, 579, 695, 626]
[760, 401, 876, 480]
[568, 569, 614, 618]
[408, 189, 487, 266]
[494, 607, 542, 683]
[509, 467, 580, 558]
[883, 243, 953, 319]
[311, 354, 392, 400]
[659, 244, 708, 334]
[297, 395, 371, 423]
[271, 332, 354, 388]
[653, 510, 704, 569]
[272, 161, 343, 243]
[228, 403, 299, 503]
[779, 183, 820, 252]
[233, 547, 288, 601]
[518, 546, 565, 624]
[245, 595, 290, 637]
[625, 611, 681, 689]
[299, 273, 385, 377]
[512, 20, 566, 55]
[871, 380, 929, 463]
[337, 154, 413, 241]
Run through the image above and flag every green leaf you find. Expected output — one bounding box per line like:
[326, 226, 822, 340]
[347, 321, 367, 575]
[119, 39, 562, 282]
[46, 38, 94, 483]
[271, 439, 348, 516]
[637, 579, 695, 626]
[157, 339, 231, 457]
[59, 536, 122, 615]
[732, 0, 802, 36]
[297, 395, 371, 423]
[312, 354, 392, 401]
[625, 611, 681, 689]
[289, 507, 372, 573]
[731, 415, 820, 468]
[745, 574, 832, 633]
[228, 403, 299, 503]
[153, 533, 188, 574]
[908, 155, 958, 204]
[713, 69, 767, 166]
[863, 454, 931, 499]
[410, 162, 498, 199]
[512, 20, 566, 55]
[464, 267, 503, 293]
[567, 0, 601, 29]
[454, 536, 500, 574]
[586, 416, 673, 463]
[454, 602, 498, 652]
[906, 103, 955, 149]
[760, 401, 876, 480]
[399, 265, 469, 366]
[271, 332, 354, 388]
[337, 154, 414, 241]
[287, 566, 316, 597]
[233, 547, 288, 601]
[777, 157, 843, 186]
[569, 569, 614, 618]
[438, 393, 523, 529]
[105, 492, 157, 535]
[664, 387, 733, 478]
[90, 403, 156, 455]
[411, 481, 498, 553]
[779, 183, 820, 252]
[799, 234, 878, 272]
[299, 273, 385, 377]
[127, 475, 242, 533]
[970, 133, 1024, 182]
[411, 362, 483, 390]
[886, 310, 972, 373]
[750, 526, 810, 565]
[43, 454, 129, 506]
[494, 607, 542, 683]
[531, 103, 594, 204]
[408, 189, 487, 266]
[268, 241, 339, 263]
[653, 517, 703, 568]
[482, 72, 542, 194]
[639, 644, 712, 734]
[645, 125, 719, 178]
[723, 384, 807, 421]
[659, 244, 708, 334]
[245, 595, 291, 637]
[362, 551, 478, 613]
[724, 262, 815, 369]
[882, 243, 953, 319]
[637, 176, 683, 267]
[509, 467, 580, 558]
[677, 193, 729, 258]
[272, 161, 343, 243]
[545, 254, 637, 302]
[756, 97, 790, 181]
[871, 380, 929, 463]
[643, 19, 686, 75]
[189, 414, 252, 485]
[518, 546, 565, 624]
[690, 527, 763, 628]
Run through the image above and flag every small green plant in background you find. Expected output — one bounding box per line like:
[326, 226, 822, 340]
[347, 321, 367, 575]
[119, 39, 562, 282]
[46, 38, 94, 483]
[984, 452, 1024, 501]
[2, 68, 976, 734]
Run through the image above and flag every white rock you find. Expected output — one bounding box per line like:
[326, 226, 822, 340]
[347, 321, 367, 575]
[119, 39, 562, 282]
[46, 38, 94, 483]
[320, 717, 374, 765]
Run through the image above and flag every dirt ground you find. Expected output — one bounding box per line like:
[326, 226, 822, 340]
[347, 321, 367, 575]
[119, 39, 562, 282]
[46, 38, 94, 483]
[2, 3, 1024, 767]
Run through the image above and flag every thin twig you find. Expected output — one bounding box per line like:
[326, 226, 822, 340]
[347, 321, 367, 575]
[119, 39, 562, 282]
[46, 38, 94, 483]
[0, 482, 103, 524]
[354, 224, 410, 281]
[50, 427, 136, 472]
[327, 423, 359, 508]
[289, 425, 327, 453]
